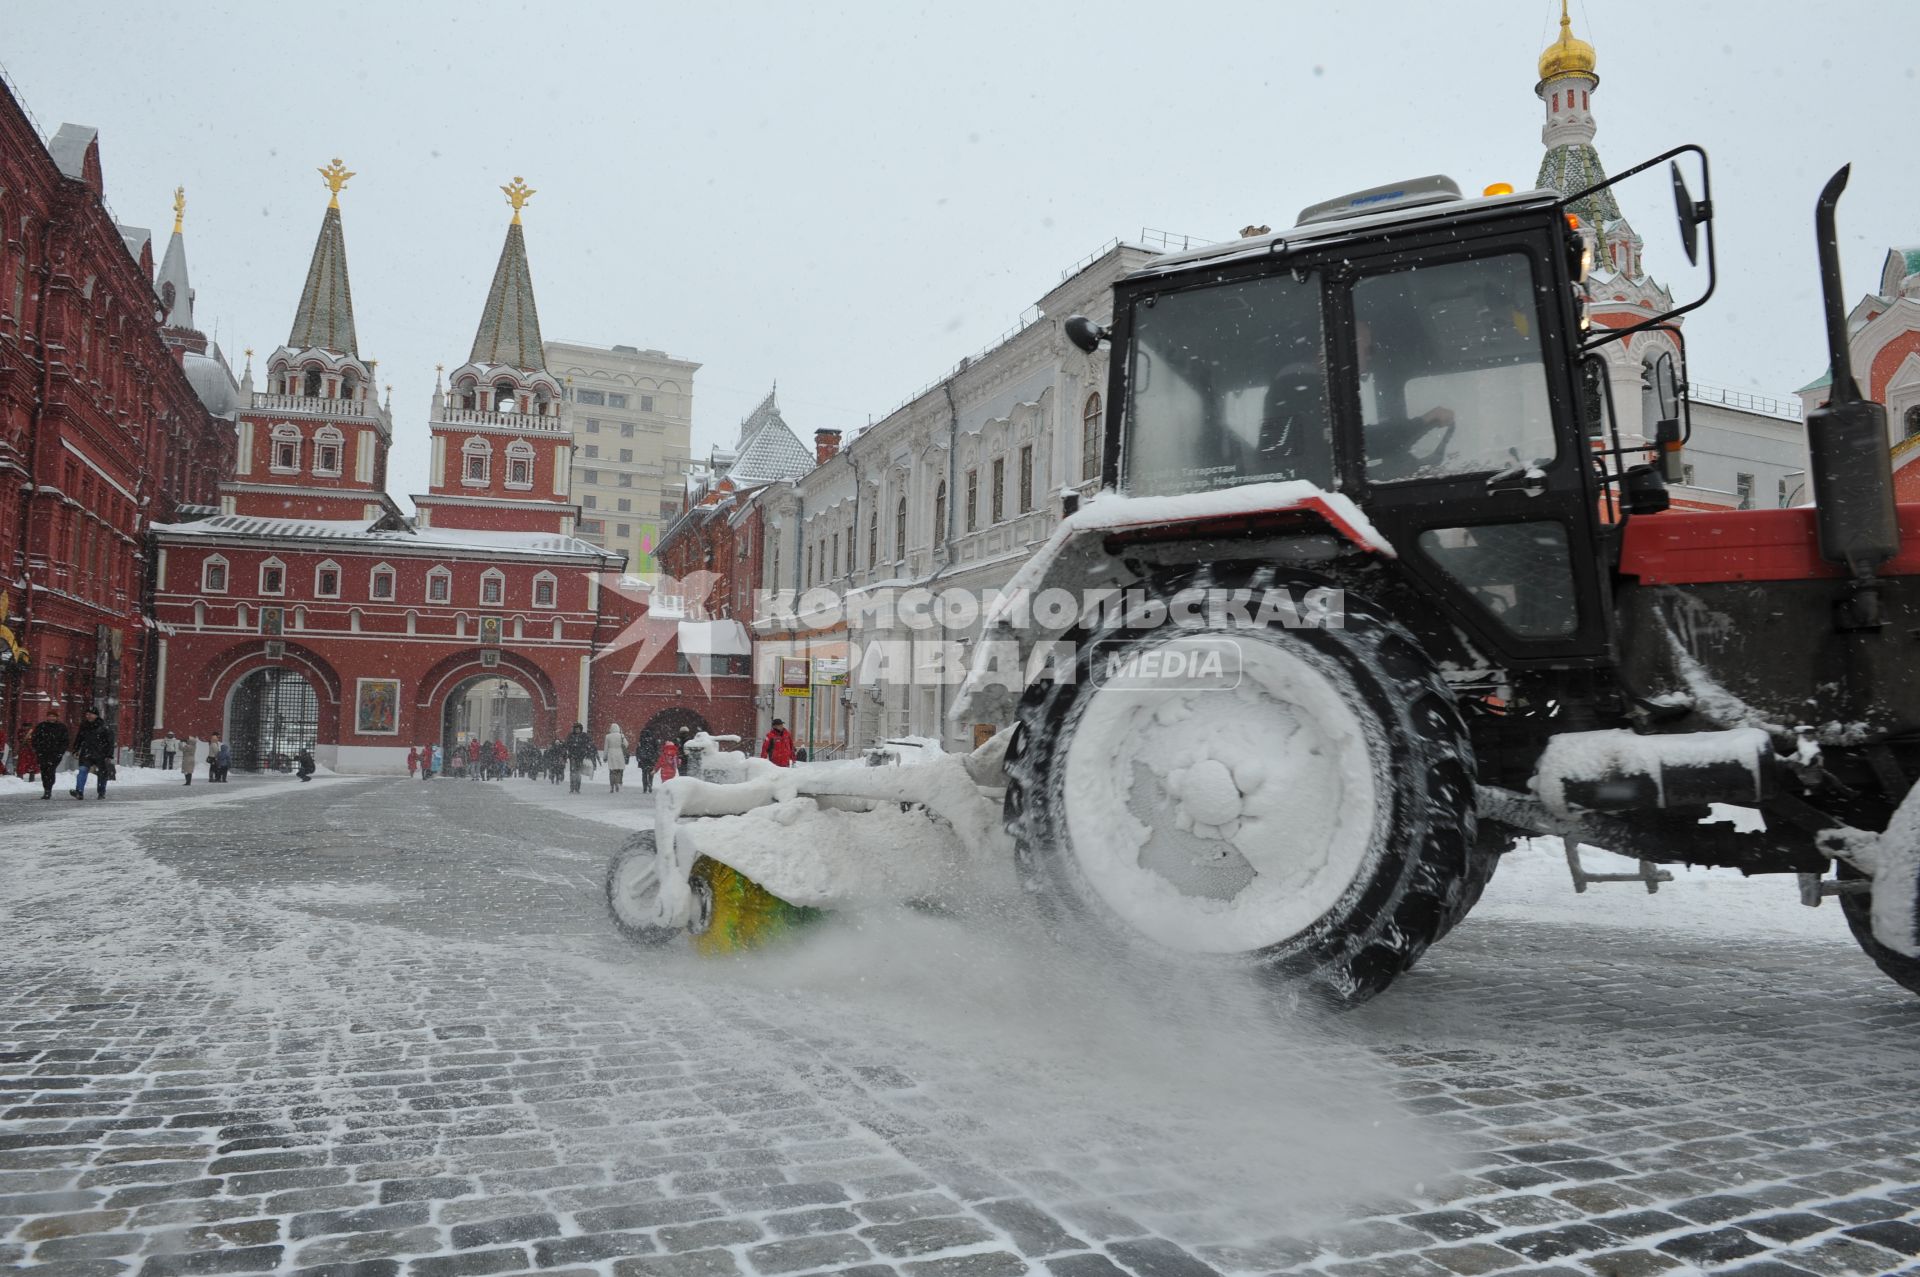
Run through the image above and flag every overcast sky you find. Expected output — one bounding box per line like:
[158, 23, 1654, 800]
[7, 2, 1917, 509]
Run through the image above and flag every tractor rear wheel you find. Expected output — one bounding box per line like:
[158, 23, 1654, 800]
[1836, 862, 1920, 997]
[1004, 566, 1488, 1008]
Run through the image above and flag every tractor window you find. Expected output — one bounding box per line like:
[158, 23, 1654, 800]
[1120, 271, 1331, 497]
[1352, 252, 1555, 484]
[1416, 522, 1578, 638]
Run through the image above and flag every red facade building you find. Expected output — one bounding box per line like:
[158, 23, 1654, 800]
[149, 169, 746, 772]
[0, 82, 233, 750]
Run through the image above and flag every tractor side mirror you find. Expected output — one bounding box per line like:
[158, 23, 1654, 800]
[1650, 351, 1681, 420]
[1064, 315, 1108, 354]
[1670, 164, 1709, 267]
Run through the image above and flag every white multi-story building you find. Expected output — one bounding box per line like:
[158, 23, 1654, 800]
[753, 238, 1179, 755]
[545, 340, 698, 575]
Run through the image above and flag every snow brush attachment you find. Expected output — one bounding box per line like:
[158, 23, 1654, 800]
[687, 856, 823, 957]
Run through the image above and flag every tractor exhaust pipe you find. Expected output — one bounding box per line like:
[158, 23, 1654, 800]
[1807, 164, 1900, 627]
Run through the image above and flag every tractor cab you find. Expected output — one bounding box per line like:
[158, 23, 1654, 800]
[1075, 151, 1715, 672]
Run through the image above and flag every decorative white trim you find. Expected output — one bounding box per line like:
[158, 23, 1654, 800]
[461, 436, 492, 487]
[479, 567, 506, 607]
[313, 425, 346, 477]
[202, 553, 229, 594]
[258, 557, 287, 596]
[313, 559, 342, 599]
[369, 562, 396, 601]
[425, 565, 452, 604]
[269, 422, 302, 474]
[532, 571, 557, 609]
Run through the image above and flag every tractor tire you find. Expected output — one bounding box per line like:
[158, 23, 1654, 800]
[604, 831, 682, 947]
[1836, 862, 1920, 997]
[1004, 565, 1488, 1008]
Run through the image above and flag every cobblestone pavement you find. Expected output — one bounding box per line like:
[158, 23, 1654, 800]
[4, 776, 1919, 1277]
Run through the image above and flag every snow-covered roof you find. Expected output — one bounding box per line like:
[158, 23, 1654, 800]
[118, 224, 151, 264]
[151, 514, 619, 562]
[678, 619, 751, 656]
[182, 348, 242, 417]
[727, 397, 814, 484]
[47, 124, 96, 180]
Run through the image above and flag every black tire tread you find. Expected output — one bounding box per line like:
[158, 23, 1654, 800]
[1003, 564, 1492, 1007]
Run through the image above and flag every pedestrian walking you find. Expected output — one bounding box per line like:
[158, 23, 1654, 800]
[603, 722, 629, 793]
[161, 730, 178, 771]
[430, 742, 443, 778]
[564, 721, 594, 794]
[761, 718, 797, 767]
[179, 735, 200, 786]
[29, 712, 69, 800]
[213, 737, 232, 782]
[16, 730, 39, 783]
[407, 745, 420, 778]
[70, 709, 115, 799]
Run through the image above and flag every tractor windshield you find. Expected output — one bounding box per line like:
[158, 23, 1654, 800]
[1351, 252, 1556, 484]
[1120, 270, 1331, 497]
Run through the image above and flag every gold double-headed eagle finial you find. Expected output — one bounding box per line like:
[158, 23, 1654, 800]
[502, 176, 535, 224]
[319, 158, 354, 208]
[172, 186, 185, 234]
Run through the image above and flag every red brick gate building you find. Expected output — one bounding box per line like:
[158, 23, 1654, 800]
[150, 170, 747, 772]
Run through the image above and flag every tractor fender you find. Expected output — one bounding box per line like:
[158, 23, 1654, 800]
[950, 481, 1393, 724]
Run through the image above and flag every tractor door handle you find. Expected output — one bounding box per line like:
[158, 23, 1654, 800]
[1486, 465, 1548, 497]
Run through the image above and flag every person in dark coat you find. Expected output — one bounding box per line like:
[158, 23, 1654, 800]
[563, 722, 594, 794]
[70, 708, 114, 799]
[295, 747, 316, 781]
[29, 712, 69, 800]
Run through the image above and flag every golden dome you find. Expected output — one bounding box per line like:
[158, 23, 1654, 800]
[1538, 0, 1596, 83]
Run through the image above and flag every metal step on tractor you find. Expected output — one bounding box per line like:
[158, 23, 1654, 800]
[607, 146, 1920, 1007]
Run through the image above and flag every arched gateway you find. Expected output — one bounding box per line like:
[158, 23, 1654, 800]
[227, 667, 319, 771]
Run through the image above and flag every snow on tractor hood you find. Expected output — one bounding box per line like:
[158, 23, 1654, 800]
[951, 482, 1392, 721]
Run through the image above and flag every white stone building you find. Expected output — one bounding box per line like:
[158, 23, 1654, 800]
[753, 240, 1166, 756]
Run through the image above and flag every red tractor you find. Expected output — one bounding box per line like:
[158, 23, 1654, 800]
[980, 148, 1920, 1004]
[609, 148, 1920, 1009]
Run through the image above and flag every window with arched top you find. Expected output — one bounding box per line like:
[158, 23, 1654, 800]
[494, 381, 516, 411]
[426, 567, 452, 604]
[480, 568, 505, 607]
[458, 378, 477, 411]
[462, 436, 492, 485]
[270, 423, 302, 473]
[867, 507, 878, 567]
[505, 439, 536, 490]
[895, 496, 908, 561]
[201, 554, 229, 594]
[532, 572, 557, 609]
[313, 426, 344, 476]
[259, 558, 286, 596]
[313, 560, 341, 598]
[1082, 391, 1103, 481]
[369, 563, 396, 601]
[341, 373, 356, 400]
[303, 368, 323, 397]
[933, 481, 947, 546]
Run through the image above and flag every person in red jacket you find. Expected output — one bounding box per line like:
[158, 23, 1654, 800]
[656, 737, 680, 783]
[761, 719, 796, 767]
